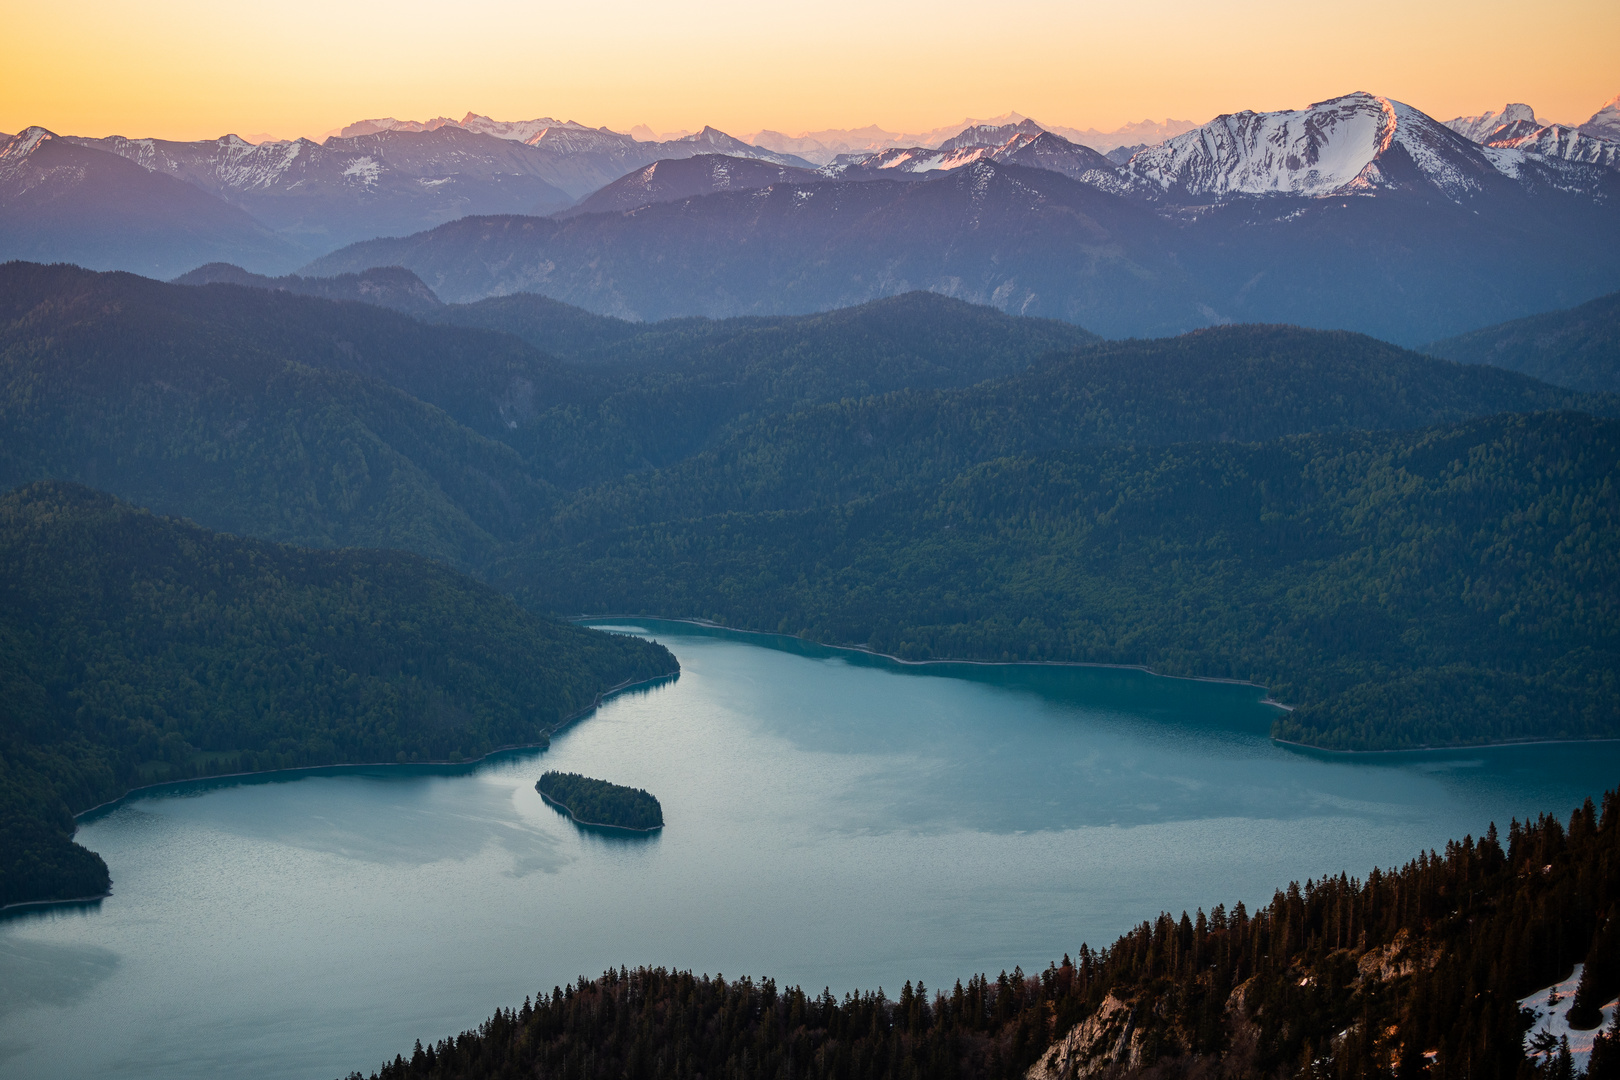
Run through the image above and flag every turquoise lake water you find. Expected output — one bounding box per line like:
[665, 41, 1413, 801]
[3, 619, 1616, 1079]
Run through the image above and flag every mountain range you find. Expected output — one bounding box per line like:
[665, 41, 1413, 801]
[746, 113, 1203, 163]
[0, 117, 815, 275]
[3, 90, 1618, 338]
[0, 128, 301, 277]
[304, 92, 1620, 343]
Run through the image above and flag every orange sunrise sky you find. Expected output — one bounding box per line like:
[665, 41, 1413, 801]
[4, 0, 1617, 142]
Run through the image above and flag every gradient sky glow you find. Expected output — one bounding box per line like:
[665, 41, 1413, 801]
[5, 0, 1617, 142]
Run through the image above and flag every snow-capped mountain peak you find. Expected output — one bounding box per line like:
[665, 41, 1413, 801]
[460, 113, 578, 142]
[1125, 92, 1510, 201]
[336, 117, 458, 138]
[938, 119, 1045, 153]
[1581, 93, 1620, 140]
[1444, 103, 1539, 143]
[1, 127, 57, 164]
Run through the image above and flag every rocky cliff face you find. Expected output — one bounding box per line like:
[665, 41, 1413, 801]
[1026, 995, 1141, 1080]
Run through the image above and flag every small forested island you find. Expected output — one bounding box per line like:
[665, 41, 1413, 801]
[536, 772, 664, 831]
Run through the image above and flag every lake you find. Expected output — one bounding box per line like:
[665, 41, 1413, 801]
[4, 619, 1617, 1080]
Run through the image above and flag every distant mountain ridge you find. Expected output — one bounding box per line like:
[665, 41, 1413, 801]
[747, 113, 1202, 164]
[1, 117, 820, 273]
[306, 163, 1620, 343]
[560, 155, 827, 218]
[1444, 103, 1542, 142]
[8, 90, 1619, 326]
[171, 262, 444, 315]
[1441, 97, 1620, 174]
[832, 124, 1123, 190]
[0, 128, 301, 277]
[66, 125, 578, 247]
[1425, 290, 1620, 393]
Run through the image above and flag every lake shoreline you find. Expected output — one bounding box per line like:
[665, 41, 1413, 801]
[4, 669, 679, 917]
[580, 615, 1620, 756]
[1272, 736, 1620, 756]
[69, 667, 678, 822]
[537, 789, 664, 834]
[577, 613, 1287, 691]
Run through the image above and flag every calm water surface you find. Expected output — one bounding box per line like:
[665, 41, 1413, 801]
[4, 620, 1617, 1079]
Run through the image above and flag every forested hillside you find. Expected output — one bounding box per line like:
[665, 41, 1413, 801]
[530, 325, 1615, 533]
[505, 413, 1620, 751]
[8, 264, 1620, 753]
[0, 263, 592, 565]
[347, 788, 1620, 1080]
[1426, 290, 1620, 393]
[0, 482, 676, 908]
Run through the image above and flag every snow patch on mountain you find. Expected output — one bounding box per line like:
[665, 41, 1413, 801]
[342, 156, 381, 186]
[1488, 124, 1620, 170]
[1519, 965, 1619, 1075]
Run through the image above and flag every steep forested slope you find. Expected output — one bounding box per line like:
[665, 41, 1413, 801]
[505, 413, 1620, 751]
[0, 263, 588, 564]
[0, 483, 676, 908]
[348, 790, 1620, 1080]
[490, 293, 1101, 486]
[531, 325, 1614, 531]
[1426, 290, 1620, 393]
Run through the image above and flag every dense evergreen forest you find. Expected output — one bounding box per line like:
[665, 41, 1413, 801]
[1426, 290, 1620, 394]
[507, 412, 1620, 751]
[345, 788, 1620, 1080]
[0, 482, 676, 908]
[5, 262, 1619, 751]
[537, 771, 664, 831]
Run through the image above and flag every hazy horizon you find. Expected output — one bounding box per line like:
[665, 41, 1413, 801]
[4, 0, 1615, 144]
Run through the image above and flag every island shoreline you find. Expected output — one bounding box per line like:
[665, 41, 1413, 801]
[4, 668, 678, 916]
[536, 789, 664, 834]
